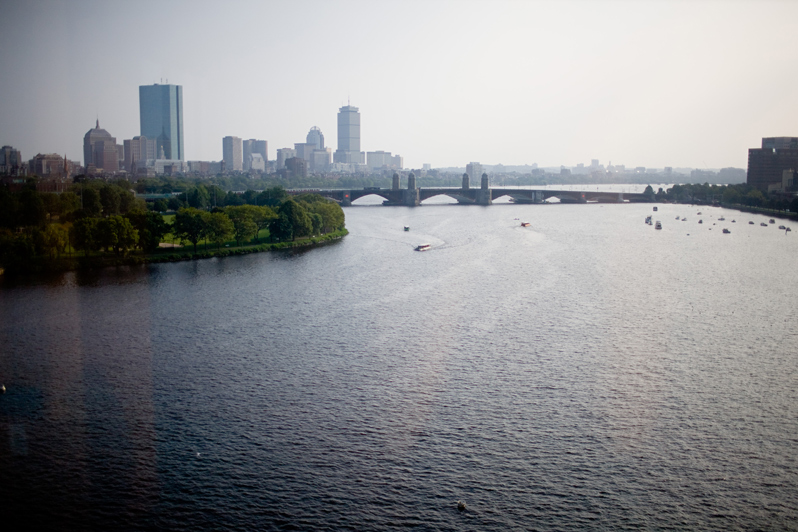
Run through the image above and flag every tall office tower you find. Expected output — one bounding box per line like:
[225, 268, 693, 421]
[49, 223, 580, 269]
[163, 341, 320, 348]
[0, 145, 22, 174]
[83, 119, 120, 172]
[223, 136, 243, 172]
[466, 162, 482, 184]
[334, 105, 365, 164]
[139, 84, 184, 160]
[242, 139, 268, 171]
[307, 126, 324, 150]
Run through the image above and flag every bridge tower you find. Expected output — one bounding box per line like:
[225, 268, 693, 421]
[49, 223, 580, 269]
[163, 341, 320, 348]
[392, 173, 400, 190]
[403, 172, 420, 206]
[476, 172, 492, 205]
[462, 172, 469, 189]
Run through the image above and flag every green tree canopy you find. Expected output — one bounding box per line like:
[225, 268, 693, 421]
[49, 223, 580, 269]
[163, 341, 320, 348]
[173, 207, 208, 252]
[206, 212, 234, 249]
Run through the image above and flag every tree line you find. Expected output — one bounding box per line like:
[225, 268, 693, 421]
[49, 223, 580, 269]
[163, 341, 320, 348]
[1, 179, 345, 272]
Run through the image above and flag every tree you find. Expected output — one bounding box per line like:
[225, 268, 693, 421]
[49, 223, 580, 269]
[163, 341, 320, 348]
[60, 192, 81, 219]
[251, 206, 277, 243]
[256, 186, 287, 207]
[71, 217, 98, 256]
[119, 189, 137, 214]
[18, 188, 46, 227]
[42, 223, 70, 258]
[225, 205, 259, 245]
[187, 185, 210, 209]
[173, 208, 208, 252]
[81, 187, 103, 217]
[100, 185, 121, 216]
[167, 196, 183, 211]
[308, 201, 345, 233]
[270, 199, 312, 241]
[126, 209, 170, 252]
[96, 215, 138, 255]
[206, 212, 234, 249]
[153, 198, 168, 212]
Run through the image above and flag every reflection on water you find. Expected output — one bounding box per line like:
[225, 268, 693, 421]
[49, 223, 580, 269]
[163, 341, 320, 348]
[1, 203, 797, 530]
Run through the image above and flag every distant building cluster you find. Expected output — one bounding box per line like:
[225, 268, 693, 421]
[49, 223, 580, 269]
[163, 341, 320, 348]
[1, 82, 407, 183]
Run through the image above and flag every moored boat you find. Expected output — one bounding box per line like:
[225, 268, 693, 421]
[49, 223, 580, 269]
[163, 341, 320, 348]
[415, 243, 431, 251]
[521, 222, 531, 227]
[761, 222, 768, 227]
[723, 228, 730, 234]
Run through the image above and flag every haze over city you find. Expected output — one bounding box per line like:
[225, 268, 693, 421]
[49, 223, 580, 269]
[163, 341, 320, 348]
[1, 0, 797, 170]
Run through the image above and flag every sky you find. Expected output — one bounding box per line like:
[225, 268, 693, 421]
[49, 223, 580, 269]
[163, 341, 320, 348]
[1, 0, 797, 170]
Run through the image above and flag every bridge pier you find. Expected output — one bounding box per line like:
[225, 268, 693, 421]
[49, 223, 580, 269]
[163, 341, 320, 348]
[477, 173, 492, 205]
[403, 172, 420, 206]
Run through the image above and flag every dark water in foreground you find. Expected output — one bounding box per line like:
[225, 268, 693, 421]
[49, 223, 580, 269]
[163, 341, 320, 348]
[1, 203, 797, 530]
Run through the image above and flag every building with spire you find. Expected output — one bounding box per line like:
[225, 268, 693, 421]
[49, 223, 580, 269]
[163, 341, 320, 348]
[139, 83, 184, 160]
[83, 119, 120, 173]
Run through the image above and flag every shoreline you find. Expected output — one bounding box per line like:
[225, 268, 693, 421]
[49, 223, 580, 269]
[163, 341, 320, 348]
[0, 229, 348, 276]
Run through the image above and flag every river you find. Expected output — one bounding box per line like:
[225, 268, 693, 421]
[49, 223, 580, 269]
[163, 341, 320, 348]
[1, 202, 797, 530]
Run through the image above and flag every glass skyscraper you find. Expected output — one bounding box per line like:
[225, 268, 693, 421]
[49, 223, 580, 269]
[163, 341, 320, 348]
[139, 84, 184, 160]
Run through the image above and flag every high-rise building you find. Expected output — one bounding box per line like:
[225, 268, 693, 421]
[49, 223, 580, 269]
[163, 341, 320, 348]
[367, 151, 403, 170]
[223, 136, 243, 172]
[307, 126, 324, 150]
[334, 105, 365, 164]
[0, 145, 23, 175]
[466, 162, 482, 184]
[83, 119, 120, 172]
[242, 139, 267, 171]
[139, 83, 184, 160]
[123, 136, 156, 172]
[276, 148, 296, 170]
[747, 137, 798, 191]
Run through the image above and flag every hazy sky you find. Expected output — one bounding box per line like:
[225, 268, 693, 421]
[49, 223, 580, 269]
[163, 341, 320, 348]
[1, 0, 797, 170]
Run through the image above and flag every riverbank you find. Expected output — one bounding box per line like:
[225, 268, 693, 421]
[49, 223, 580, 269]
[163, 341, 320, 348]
[0, 229, 348, 275]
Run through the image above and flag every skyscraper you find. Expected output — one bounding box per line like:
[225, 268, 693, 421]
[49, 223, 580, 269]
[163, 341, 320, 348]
[83, 119, 120, 172]
[223, 136, 243, 172]
[334, 105, 365, 164]
[307, 126, 324, 150]
[243, 139, 267, 171]
[139, 84, 184, 160]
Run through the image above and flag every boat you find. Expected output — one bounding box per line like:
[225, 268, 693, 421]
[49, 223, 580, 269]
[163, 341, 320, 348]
[698, 219, 703, 224]
[681, 217, 687, 221]
[749, 221, 754, 225]
[415, 244, 431, 251]
[761, 223, 768, 227]
[676, 216, 680, 220]
[778, 225, 786, 230]
[718, 217, 725, 221]
[769, 219, 775, 224]
[521, 222, 531, 227]
[732, 220, 736, 223]
[645, 216, 652, 224]
[723, 228, 730, 234]
[697, 212, 702, 215]
[787, 227, 792, 232]
[653, 206, 658, 211]
[655, 221, 662, 230]
[404, 226, 410, 231]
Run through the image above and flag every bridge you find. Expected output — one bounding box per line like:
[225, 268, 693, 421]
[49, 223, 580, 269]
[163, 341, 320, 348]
[288, 173, 651, 206]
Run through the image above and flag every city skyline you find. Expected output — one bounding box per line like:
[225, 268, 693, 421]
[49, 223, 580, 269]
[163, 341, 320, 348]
[1, 0, 797, 170]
